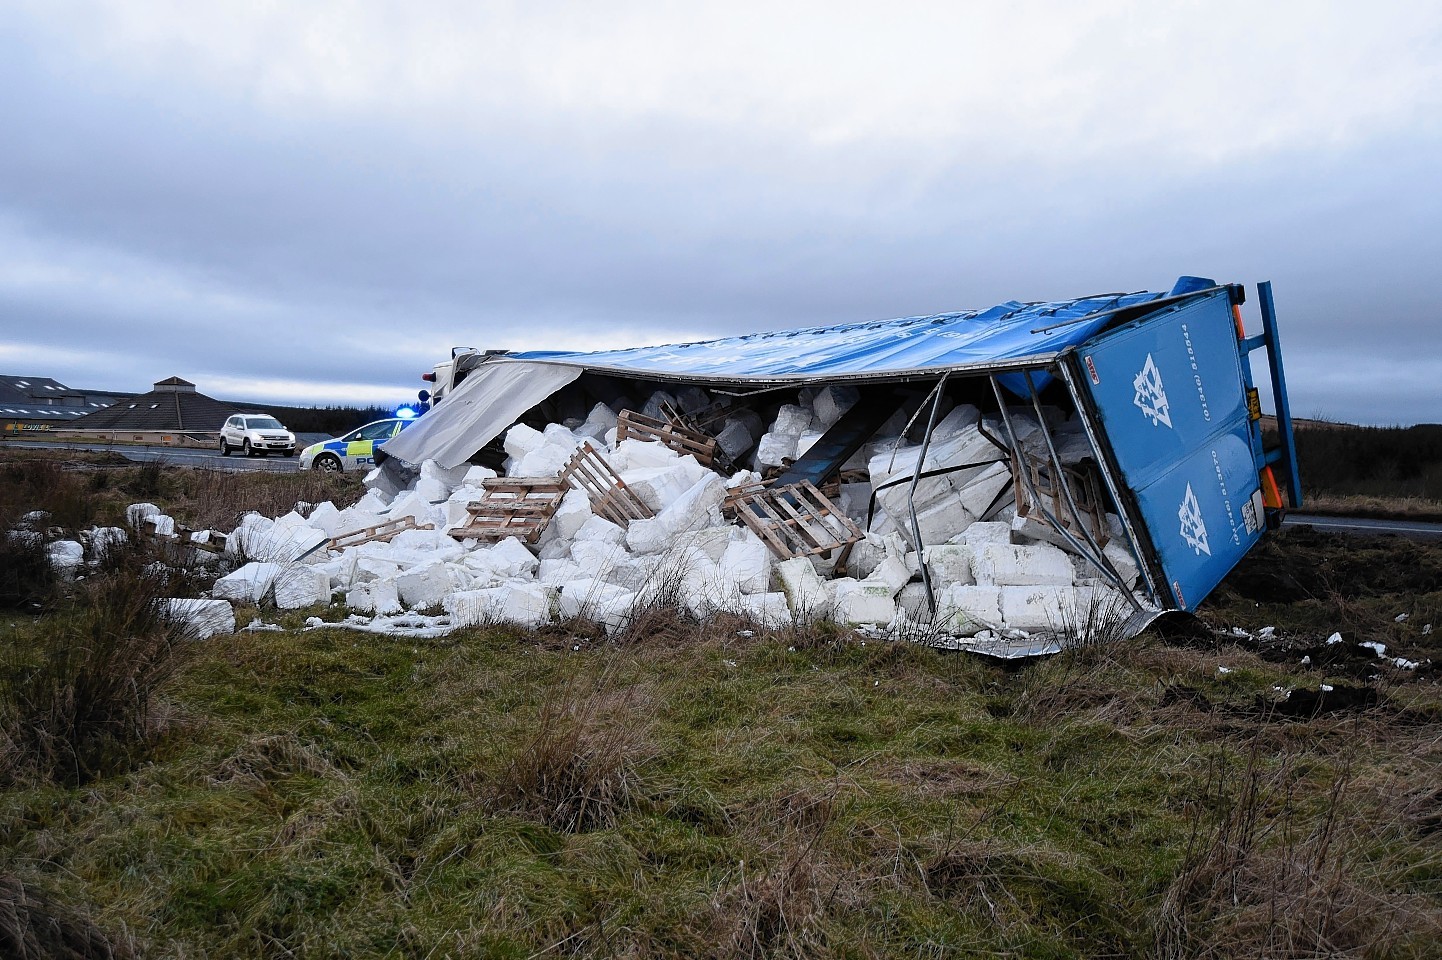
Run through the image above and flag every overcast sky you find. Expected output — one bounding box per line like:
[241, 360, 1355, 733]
[2, 1, 1439, 424]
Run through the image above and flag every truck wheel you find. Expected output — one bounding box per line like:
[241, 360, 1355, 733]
[313, 454, 342, 473]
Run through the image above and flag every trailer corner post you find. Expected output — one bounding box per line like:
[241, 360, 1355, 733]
[1256, 281, 1302, 509]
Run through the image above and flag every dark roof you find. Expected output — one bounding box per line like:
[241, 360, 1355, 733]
[0, 375, 126, 422]
[72, 386, 245, 431]
[154, 376, 195, 387]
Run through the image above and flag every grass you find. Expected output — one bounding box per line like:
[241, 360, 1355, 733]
[0, 450, 1439, 957]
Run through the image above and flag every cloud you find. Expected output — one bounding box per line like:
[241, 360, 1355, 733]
[0, 1, 1439, 424]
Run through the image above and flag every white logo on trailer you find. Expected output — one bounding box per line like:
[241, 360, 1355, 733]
[1179, 483, 1211, 556]
[1133, 354, 1172, 428]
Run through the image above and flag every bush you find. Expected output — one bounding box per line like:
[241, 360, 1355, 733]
[0, 561, 195, 786]
[0, 531, 57, 611]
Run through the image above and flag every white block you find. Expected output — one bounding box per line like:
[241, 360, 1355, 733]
[571, 539, 628, 577]
[830, 578, 897, 625]
[658, 474, 728, 534]
[624, 516, 670, 555]
[395, 560, 454, 610]
[931, 404, 981, 439]
[719, 535, 773, 595]
[87, 527, 128, 555]
[812, 385, 860, 428]
[414, 477, 449, 502]
[740, 592, 792, 628]
[610, 438, 680, 472]
[546, 489, 593, 542]
[537, 538, 571, 561]
[419, 459, 470, 491]
[305, 501, 343, 535]
[958, 521, 1011, 545]
[354, 556, 400, 583]
[142, 514, 175, 537]
[626, 460, 710, 513]
[558, 578, 633, 621]
[573, 515, 625, 546]
[777, 556, 831, 620]
[897, 582, 931, 620]
[902, 499, 974, 549]
[538, 558, 585, 587]
[503, 423, 546, 460]
[446, 583, 555, 629]
[212, 561, 281, 603]
[924, 544, 972, 587]
[487, 537, 540, 578]
[864, 555, 912, 597]
[163, 598, 236, 640]
[773, 404, 812, 435]
[274, 566, 331, 609]
[462, 465, 498, 487]
[126, 502, 160, 529]
[715, 420, 754, 459]
[584, 402, 619, 434]
[972, 542, 1074, 587]
[641, 390, 678, 422]
[346, 578, 401, 615]
[47, 540, 85, 571]
[1000, 585, 1077, 633]
[755, 432, 798, 467]
[936, 584, 1002, 635]
[954, 461, 1012, 519]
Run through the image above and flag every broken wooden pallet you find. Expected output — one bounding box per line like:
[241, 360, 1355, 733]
[448, 477, 568, 543]
[616, 409, 718, 466]
[327, 516, 435, 552]
[1012, 449, 1109, 548]
[730, 480, 863, 560]
[559, 441, 653, 527]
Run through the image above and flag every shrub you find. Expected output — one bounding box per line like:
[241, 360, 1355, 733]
[0, 531, 57, 611]
[0, 561, 195, 786]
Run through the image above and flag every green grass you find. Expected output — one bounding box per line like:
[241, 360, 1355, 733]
[4, 611, 1439, 958]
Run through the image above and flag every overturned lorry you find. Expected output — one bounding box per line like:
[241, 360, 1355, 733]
[377, 275, 1300, 653]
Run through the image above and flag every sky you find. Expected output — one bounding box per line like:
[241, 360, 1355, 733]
[2, 1, 1439, 424]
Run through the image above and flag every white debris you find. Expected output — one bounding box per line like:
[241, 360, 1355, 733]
[1395, 613, 1409, 623]
[973, 542, 1074, 587]
[1217, 665, 1232, 675]
[125, 503, 160, 529]
[162, 598, 236, 640]
[1360, 640, 1388, 657]
[46, 539, 85, 572]
[446, 583, 554, 628]
[1325, 632, 1343, 645]
[212, 562, 281, 603]
[274, 566, 332, 609]
[831, 579, 897, 625]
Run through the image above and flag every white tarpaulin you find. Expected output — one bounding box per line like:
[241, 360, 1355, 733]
[381, 360, 583, 469]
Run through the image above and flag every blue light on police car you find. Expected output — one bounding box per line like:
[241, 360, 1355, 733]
[395, 407, 418, 420]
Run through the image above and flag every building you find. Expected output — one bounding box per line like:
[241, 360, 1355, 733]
[66, 376, 247, 433]
[0, 375, 130, 435]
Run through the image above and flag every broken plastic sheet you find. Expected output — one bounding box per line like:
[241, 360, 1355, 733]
[381, 360, 583, 469]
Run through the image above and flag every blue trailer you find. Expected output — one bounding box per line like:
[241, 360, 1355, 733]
[387, 276, 1299, 626]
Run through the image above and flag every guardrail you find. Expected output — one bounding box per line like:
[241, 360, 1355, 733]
[1, 425, 218, 448]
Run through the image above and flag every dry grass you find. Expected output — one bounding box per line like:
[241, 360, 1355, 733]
[0, 873, 135, 960]
[1156, 733, 1442, 959]
[485, 669, 658, 832]
[0, 559, 195, 786]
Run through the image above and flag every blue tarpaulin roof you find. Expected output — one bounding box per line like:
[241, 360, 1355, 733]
[510, 282, 1208, 383]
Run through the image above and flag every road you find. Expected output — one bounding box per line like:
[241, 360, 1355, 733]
[1283, 512, 1442, 540]
[8, 439, 1442, 539]
[2, 439, 301, 473]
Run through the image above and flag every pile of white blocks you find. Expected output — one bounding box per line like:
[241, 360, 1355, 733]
[171, 384, 1149, 643]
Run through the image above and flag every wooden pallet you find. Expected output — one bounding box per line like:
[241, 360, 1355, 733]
[327, 516, 435, 551]
[730, 480, 863, 560]
[1012, 449, 1109, 548]
[448, 477, 568, 543]
[559, 442, 653, 527]
[616, 410, 718, 466]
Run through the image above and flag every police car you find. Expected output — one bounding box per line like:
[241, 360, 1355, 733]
[298, 417, 415, 473]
